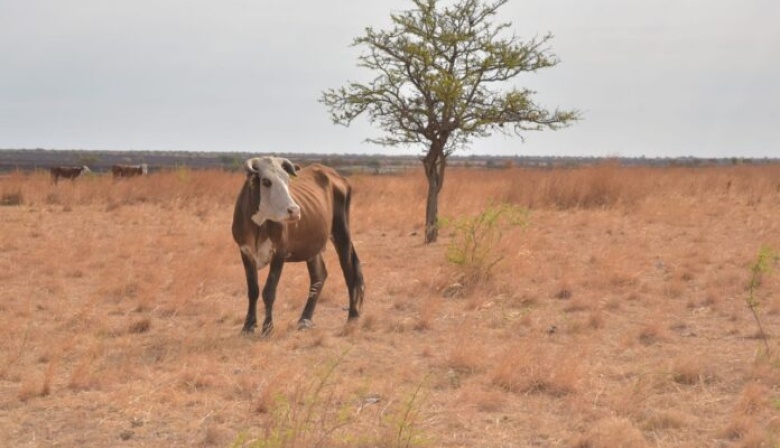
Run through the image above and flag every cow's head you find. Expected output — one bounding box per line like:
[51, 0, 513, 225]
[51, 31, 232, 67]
[244, 157, 301, 226]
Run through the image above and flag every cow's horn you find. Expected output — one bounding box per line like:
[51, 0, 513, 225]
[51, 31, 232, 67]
[244, 158, 259, 174]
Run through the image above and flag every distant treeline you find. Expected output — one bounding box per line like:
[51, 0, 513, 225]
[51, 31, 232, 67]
[0, 148, 777, 174]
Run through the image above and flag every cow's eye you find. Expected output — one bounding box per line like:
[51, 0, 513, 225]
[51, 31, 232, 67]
[261, 178, 272, 188]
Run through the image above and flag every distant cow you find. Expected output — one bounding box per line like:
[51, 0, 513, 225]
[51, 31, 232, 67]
[232, 156, 365, 335]
[50, 166, 90, 185]
[111, 164, 148, 179]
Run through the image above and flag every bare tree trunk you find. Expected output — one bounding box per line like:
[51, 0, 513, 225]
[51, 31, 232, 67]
[422, 142, 447, 244]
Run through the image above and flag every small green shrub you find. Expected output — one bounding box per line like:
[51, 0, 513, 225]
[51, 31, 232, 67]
[747, 245, 778, 356]
[443, 203, 529, 286]
[232, 353, 434, 448]
[1, 190, 23, 206]
[384, 375, 431, 448]
[232, 353, 353, 448]
[176, 165, 191, 182]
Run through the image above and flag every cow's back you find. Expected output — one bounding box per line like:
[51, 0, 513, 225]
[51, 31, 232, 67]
[285, 164, 347, 261]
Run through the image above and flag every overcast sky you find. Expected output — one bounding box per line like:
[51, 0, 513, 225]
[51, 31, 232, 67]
[1, 0, 778, 158]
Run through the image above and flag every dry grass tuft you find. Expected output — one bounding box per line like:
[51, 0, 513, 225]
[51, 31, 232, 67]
[733, 382, 769, 416]
[414, 296, 442, 331]
[445, 337, 486, 375]
[639, 409, 689, 431]
[563, 295, 593, 313]
[587, 309, 605, 330]
[128, 317, 152, 334]
[719, 382, 774, 445]
[720, 415, 762, 443]
[637, 319, 668, 346]
[252, 371, 290, 415]
[17, 360, 57, 402]
[68, 356, 102, 391]
[490, 338, 583, 396]
[670, 356, 717, 385]
[749, 354, 780, 386]
[455, 383, 508, 413]
[570, 417, 651, 448]
[359, 313, 377, 332]
[1, 189, 23, 206]
[495, 162, 651, 210]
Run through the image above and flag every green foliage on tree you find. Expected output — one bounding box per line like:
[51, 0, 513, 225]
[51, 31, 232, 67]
[321, 0, 579, 242]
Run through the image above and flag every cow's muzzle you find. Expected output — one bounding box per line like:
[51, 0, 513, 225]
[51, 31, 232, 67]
[286, 205, 302, 222]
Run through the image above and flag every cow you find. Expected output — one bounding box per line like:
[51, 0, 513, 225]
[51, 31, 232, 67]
[111, 164, 148, 179]
[232, 156, 365, 335]
[50, 166, 91, 185]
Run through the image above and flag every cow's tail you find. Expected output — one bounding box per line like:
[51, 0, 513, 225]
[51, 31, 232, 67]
[351, 245, 365, 312]
[341, 182, 365, 314]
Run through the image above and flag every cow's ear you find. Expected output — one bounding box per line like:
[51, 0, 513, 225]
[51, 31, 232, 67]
[281, 159, 299, 177]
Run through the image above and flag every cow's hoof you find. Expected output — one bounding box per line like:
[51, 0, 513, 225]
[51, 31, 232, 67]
[297, 319, 314, 330]
[240, 327, 255, 336]
[261, 322, 274, 337]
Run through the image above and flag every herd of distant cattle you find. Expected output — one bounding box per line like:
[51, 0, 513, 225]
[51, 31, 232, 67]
[49, 164, 148, 184]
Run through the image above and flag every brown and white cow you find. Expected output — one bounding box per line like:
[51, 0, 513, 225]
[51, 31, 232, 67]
[111, 164, 148, 179]
[232, 156, 365, 334]
[50, 166, 91, 184]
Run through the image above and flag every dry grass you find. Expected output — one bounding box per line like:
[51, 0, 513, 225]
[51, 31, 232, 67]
[1, 163, 780, 446]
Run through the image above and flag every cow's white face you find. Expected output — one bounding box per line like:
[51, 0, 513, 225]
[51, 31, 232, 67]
[245, 157, 301, 226]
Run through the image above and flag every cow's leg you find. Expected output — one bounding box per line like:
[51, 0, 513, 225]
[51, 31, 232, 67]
[260, 255, 285, 335]
[240, 252, 260, 334]
[332, 216, 365, 321]
[298, 255, 328, 330]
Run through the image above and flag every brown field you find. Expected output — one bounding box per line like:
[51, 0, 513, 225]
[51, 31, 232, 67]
[1, 163, 780, 447]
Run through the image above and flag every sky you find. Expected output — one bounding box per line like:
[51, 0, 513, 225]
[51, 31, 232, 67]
[1, 0, 778, 159]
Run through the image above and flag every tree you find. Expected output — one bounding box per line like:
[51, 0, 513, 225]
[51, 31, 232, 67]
[77, 154, 100, 167]
[321, 0, 579, 243]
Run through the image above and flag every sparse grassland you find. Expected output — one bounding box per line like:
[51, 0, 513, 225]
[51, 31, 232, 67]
[1, 163, 780, 447]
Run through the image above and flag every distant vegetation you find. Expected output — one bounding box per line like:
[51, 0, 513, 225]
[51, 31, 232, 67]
[1, 148, 777, 176]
